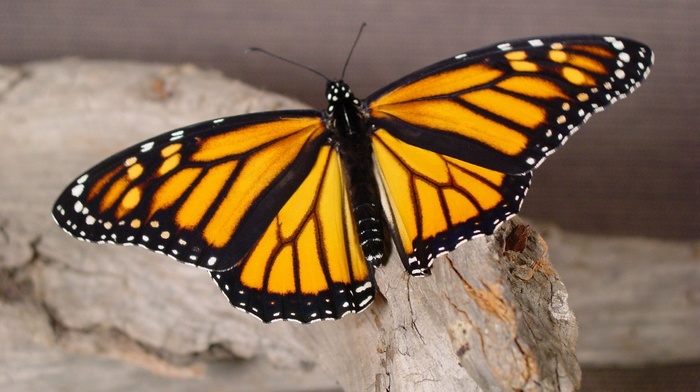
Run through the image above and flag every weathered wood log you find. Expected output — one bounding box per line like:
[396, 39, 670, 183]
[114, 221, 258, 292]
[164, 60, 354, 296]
[2, 59, 695, 391]
[541, 226, 700, 367]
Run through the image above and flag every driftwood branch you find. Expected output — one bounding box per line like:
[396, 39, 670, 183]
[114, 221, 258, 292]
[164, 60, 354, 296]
[1, 59, 697, 391]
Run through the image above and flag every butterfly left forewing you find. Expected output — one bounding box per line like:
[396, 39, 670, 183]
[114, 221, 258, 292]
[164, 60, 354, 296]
[53, 111, 328, 271]
[211, 145, 374, 322]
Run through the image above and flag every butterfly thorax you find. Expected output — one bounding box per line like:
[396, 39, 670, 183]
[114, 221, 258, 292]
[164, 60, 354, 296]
[326, 80, 386, 267]
[326, 81, 365, 135]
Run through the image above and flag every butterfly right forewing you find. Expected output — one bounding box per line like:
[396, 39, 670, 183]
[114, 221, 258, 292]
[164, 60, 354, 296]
[367, 35, 653, 175]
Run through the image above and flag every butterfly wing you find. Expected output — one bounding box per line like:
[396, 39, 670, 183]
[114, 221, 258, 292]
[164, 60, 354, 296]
[54, 111, 326, 270]
[211, 145, 374, 322]
[367, 35, 653, 274]
[372, 128, 531, 275]
[53, 111, 374, 322]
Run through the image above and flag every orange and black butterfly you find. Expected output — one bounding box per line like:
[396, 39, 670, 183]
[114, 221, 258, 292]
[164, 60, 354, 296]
[53, 35, 653, 322]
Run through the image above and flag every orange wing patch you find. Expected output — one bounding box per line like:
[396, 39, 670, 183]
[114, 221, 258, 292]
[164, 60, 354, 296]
[54, 114, 329, 273]
[372, 129, 529, 274]
[366, 39, 650, 177]
[369, 65, 537, 157]
[368, 64, 570, 159]
[371, 64, 504, 105]
[212, 146, 374, 322]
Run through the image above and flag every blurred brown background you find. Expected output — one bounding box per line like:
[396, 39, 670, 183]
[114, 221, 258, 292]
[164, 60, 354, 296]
[1, 1, 698, 390]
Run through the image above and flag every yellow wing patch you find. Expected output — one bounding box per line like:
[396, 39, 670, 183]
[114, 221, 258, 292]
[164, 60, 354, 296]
[373, 98, 529, 156]
[210, 145, 374, 322]
[367, 62, 576, 159]
[506, 47, 611, 86]
[93, 117, 325, 250]
[372, 64, 504, 105]
[239, 146, 369, 295]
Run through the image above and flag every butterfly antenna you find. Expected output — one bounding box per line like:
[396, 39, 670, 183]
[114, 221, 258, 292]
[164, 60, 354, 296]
[245, 47, 330, 82]
[341, 22, 367, 80]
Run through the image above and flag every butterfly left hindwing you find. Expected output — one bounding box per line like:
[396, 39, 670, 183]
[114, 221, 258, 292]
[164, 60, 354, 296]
[212, 145, 374, 322]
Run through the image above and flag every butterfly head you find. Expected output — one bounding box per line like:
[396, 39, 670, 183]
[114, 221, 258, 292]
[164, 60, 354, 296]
[325, 80, 361, 115]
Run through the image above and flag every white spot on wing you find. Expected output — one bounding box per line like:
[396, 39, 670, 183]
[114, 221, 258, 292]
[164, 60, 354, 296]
[358, 296, 373, 308]
[170, 130, 184, 141]
[71, 184, 85, 197]
[497, 42, 512, 51]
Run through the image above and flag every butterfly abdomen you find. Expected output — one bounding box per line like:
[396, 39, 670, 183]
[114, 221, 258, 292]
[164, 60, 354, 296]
[351, 200, 385, 266]
[328, 81, 386, 267]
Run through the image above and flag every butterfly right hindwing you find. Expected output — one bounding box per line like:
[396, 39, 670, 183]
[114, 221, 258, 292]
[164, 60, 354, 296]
[372, 128, 531, 275]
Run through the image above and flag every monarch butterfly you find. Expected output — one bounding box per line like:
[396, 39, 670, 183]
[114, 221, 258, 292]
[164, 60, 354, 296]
[53, 34, 653, 323]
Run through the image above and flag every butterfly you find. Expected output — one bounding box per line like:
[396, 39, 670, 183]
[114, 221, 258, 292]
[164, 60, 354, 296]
[53, 34, 653, 323]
